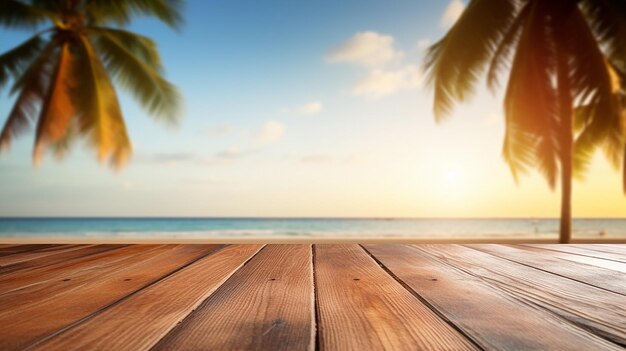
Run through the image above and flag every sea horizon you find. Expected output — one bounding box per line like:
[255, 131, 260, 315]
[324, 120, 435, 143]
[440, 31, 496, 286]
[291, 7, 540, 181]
[2, 217, 625, 242]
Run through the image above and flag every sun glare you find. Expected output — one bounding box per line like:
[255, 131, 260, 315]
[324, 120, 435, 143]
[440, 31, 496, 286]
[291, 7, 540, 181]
[444, 167, 462, 185]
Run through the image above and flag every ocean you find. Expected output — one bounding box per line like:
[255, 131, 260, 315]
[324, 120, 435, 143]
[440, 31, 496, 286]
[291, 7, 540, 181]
[0, 217, 625, 240]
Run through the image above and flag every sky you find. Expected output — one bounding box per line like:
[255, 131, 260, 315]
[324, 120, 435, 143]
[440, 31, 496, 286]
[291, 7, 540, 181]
[0, 0, 624, 218]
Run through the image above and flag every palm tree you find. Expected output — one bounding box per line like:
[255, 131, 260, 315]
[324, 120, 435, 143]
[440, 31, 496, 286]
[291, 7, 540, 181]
[425, 0, 625, 243]
[0, 0, 182, 167]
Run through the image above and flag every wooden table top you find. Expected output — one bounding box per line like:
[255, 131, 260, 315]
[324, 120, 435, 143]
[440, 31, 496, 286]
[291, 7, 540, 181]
[0, 243, 624, 350]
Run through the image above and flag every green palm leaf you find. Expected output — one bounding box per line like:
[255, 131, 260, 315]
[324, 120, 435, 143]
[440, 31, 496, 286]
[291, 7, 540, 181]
[503, 0, 559, 187]
[0, 42, 54, 151]
[0, 0, 51, 29]
[580, 0, 626, 60]
[0, 33, 45, 92]
[91, 27, 163, 70]
[0, 0, 182, 167]
[486, 4, 530, 91]
[425, 0, 626, 241]
[425, 0, 518, 120]
[75, 35, 131, 168]
[91, 27, 180, 123]
[567, 9, 624, 178]
[85, 0, 183, 29]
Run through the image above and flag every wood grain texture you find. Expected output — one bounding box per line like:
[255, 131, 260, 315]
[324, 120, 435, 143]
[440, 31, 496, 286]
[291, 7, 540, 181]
[0, 245, 85, 266]
[594, 245, 626, 253]
[415, 245, 626, 346]
[470, 244, 626, 295]
[32, 244, 263, 351]
[153, 245, 315, 351]
[0, 244, 218, 350]
[0, 244, 123, 275]
[364, 244, 622, 351]
[0, 243, 623, 350]
[514, 245, 626, 273]
[315, 244, 476, 351]
[525, 244, 626, 263]
[0, 244, 61, 257]
[583, 245, 626, 256]
[0, 244, 167, 296]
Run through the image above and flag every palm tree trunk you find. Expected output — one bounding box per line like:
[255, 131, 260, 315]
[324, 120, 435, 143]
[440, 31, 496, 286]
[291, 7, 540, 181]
[556, 43, 573, 244]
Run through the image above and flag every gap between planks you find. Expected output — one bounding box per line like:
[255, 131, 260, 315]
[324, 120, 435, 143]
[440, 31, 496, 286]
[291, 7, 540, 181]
[30, 244, 264, 351]
[1, 244, 622, 350]
[359, 244, 484, 350]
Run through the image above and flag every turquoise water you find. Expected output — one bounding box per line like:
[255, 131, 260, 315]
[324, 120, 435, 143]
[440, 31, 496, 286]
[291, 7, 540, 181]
[0, 218, 624, 240]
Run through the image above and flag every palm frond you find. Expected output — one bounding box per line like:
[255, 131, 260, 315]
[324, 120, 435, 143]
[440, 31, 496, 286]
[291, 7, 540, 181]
[501, 127, 539, 183]
[0, 34, 45, 92]
[89, 27, 163, 71]
[33, 43, 77, 164]
[580, 0, 626, 61]
[91, 28, 180, 123]
[75, 35, 131, 168]
[49, 122, 77, 160]
[0, 0, 51, 29]
[487, 3, 530, 91]
[84, 0, 183, 29]
[502, 0, 559, 186]
[0, 42, 55, 151]
[567, 7, 624, 177]
[424, 0, 518, 120]
[572, 104, 596, 178]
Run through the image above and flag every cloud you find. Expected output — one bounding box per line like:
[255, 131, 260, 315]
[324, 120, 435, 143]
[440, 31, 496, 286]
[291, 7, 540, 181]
[182, 175, 227, 186]
[284, 151, 375, 166]
[281, 101, 324, 116]
[416, 38, 432, 51]
[206, 123, 234, 137]
[299, 154, 334, 164]
[441, 0, 465, 28]
[326, 32, 425, 99]
[201, 147, 258, 165]
[255, 120, 285, 143]
[297, 101, 323, 115]
[326, 31, 403, 67]
[198, 120, 288, 166]
[142, 152, 196, 166]
[214, 147, 244, 160]
[352, 65, 422, 99]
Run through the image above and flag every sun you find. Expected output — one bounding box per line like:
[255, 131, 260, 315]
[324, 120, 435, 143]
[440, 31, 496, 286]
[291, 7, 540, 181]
[443, 167, 463, 185]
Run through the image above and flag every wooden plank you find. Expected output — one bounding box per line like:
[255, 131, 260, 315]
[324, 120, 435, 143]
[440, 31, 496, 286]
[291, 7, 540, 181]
[596, 244, 626, 252]
[32, 244, 264, 351]
[513, 245, 626, 273]
[470, 244, 626, 295]
[364, 244, 622, 351]
[525, 244, 626, 263]
[416, 245, 626, 346]
[0, 245, 180, 308]
[0, 244, 124, 275]
[314, 244, 476, 351]
[0, 244, 219, 350]
[0, 245, 85, 267]
[0, 244, 61, 257]
[584, 245, 626, 256]
[0, 245, 19, 251]
[0, 245, 88, 267]
[0, 244, 165, 294]
[153, 245, 315, 351]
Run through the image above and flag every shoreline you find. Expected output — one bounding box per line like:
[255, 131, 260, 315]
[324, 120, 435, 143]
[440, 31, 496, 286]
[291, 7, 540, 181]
[1, 236, 625, 244]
